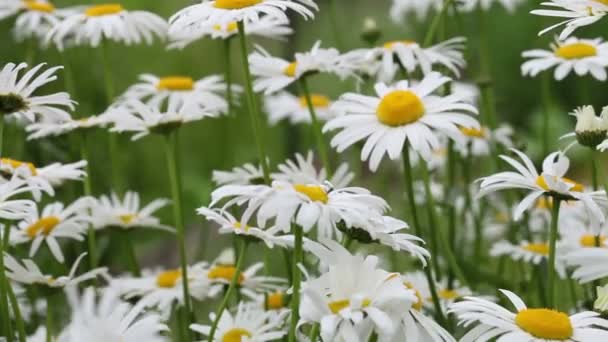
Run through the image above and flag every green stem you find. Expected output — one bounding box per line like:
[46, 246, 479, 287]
[0, 115, 4, 156]
[547, 198, 562, 309]
[308, 323, 319, 342]
[223, 39, 234, 116]
[420, 158, 470, 288]
[122, 230, 141, 277]
[401, 147, 446, 325]
[80, 133, 98, 271]
[7, 285, 25, 342]
[208, 239, 248, 342]
[540, 74, 552, 156]
[236, 21, 271, 184]
[0, 225, 14, 342]
[477, 7, 497, 130]
[423, 0, 453, 47]
[288, 224, 303, 342]
[46, 296, 53, 342]
[164, 131, 193, 329]
[327, 0, 344, 50]
[299, 77, 332, 175]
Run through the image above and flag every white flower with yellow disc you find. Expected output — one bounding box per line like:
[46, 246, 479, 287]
[522, 37, 608, 81]
[25, 114, 111, 140]
[212, 163, 265, 186]
[264, 91, 336, 125]
[1, 158, 87, 188]
[0, 177, 38, 220]
[91, 191, 173, 231]
[10, 199, 93, 263]
[532, 0, 608, 39]
[271, 151, 354, 189]
[0, 1, 76, 43]
[449, 289, 608, 341]
[491, 240, 566, 277]
[565, 247, 608, 283]
[324, 72, 479, 172]
[455, 124, 514, 157]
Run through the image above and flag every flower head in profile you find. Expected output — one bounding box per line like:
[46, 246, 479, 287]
[25, 114, 112, 140]
[478, 149, 607, 226]
[0, 62, 74, 123]
[459, 0, 525, 12]
[264, 91, 336, 125]
[0, 177, 39, 221]
[450, 289, 608, 341]
[1, 158, 87, 188]
[91, 191, 172, 232]
[390, 0, 443, 22]
[46, 4, 167, 50]
[249, 42, 359, 94]
[271, 151, 354, 189]
[563, 105, 608, 149]
[10, 199, 92, 263]
[169, 0, 316, 35]
[190, 302, 288, 342]
[0, 0, 76, 44]
[168, 15, 292, 49]
[455, 124, 514, 157]
[522, 37, 608, 81]
[532, 0, 608, 39]
[61, 287, 168, 342]
[324, 72, 479, 171]
[490, 240, 566, 277]
[212, 163, 265, 186]
[565, 247, 608, 283]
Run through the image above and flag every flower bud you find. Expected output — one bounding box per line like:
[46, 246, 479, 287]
[361, 18, 381, 45]
[571, 106, 608, 148]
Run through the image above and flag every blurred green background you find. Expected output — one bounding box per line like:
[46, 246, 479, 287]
[1, 0, 606, 269]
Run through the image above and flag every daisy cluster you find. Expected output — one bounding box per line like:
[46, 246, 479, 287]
[1, 0, 608, 341]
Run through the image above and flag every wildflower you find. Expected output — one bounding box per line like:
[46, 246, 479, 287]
[91, 191, 172, 231]
[532, 0, 608, 39]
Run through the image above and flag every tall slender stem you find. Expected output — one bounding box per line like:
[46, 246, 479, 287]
[288, 224, 303, 342]
[327, 0, 344, 50]
[299, 77, 332, 175]
[0, 115, 4, 157]
[308, 323, 319, 342]
[477, 7, 497, 130]
[45, 296, 53, 342]
[423, 0, 453, 47]
[7, 284, 25, 342]
[223, 39, 234, 116]
[420, 158, 469, 288]
[207, 239, 248, 342]
[547, 198, 562, 309]
[0, 225, 14, 342]
[78, 133, 99, 271]
[401, 148, 446, 325]
[164, 131, 193, 326]
[122, 230, 141, 277]
[540, 74, 552, 156]
[236, 21, 271, 184]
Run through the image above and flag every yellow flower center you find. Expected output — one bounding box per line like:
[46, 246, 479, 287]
[595, 0, 608, 5]
[405, 282, 423, 311]
[536, 175, 584, 193]
[85, 4, 124, 17]
[515, 308, 573, 340]
[580, 234, 607, 247]
[283, 62, 298, 77]
[213, 22, 238, 32]
[523, 243, 549, 256]
[299, 94, 331, 109]
[293, 184, 329, 203]
[1, 158, 37, 175]
[460, 126, 486, 138]
[214, 0, 263, 9]
[383, 40, 417, 49]
[222, 328, 253, 342]
[328, 298, 371, 314]
[555, 42, 597, 59]
[119, 214, 137, 224]
[495, 212, 509, 223]
[23, 0, 55, 12]
[233, 222, 250, 232]
[536, 197, 553, 210]
[26, 216, 61, 239]
[266, 292, 286, 310]
[438, 289, 459, 300]
[156, 76, 195, 91]
[208, 265, 244, 284]
[156, 269, 181, 288]
[376, 90, 425, 126]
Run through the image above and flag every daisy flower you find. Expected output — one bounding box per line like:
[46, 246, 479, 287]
[168, 15, 293, 49]
[531, 0, 608, 39]
[455, 124, 514, 157]
[249, 42, 358, 94]
[0, 177, 38, 220]
[459, 0, 525, 12]
[558, 218, 608, 254]
[390, 0, 443, 22]
[477, 149, 607, 226]
[108, 100, 220, 140]
[565, 247, 608, 283]
[109, 266, 212, 318]
[25, 114, 112, 140]
[450, 289, 608, 341]
[190, 302, 288, 342]
[0, 1, 75, 43]
[521, 37, 608, 81]
[91, 191, 172, 231]
[490, 240, 567, 277]
[0, 62, 74, 123]
[324, 72, 479, 172]
[45, 4, 167, 50]
[271, 151, 354, 189]
[168, 0, 316, 34]
[204, 259, 286, 300]
[1, 158, 87, 188]
[4, 252, 108, 288]
[264, 91, 336, 125]
[10, 199, 92, 263]
[300, 240, 417, 341]
[119, 74, 238, 113]
[61, 287, 168, 342]
[402, 271, 473, 312]
[212, 162, 265, 186]
[563, 105, 608, 150]
[368, 37, 467, 82]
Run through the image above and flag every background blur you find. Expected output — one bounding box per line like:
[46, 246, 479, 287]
[1, 0, 605, 269]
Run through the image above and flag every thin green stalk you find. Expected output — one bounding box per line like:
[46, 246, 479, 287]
[7, 285, 25, 342]
[420, 158, 470, 288]
[122, 230, 141, 277]
[299, 77, 332, 175]
[164, 131, 193, 328]
[445, 141, 456, 288]
[401, 148, 446, 326]
[236, 21, 271, 184]
[0, 115, 4, 156]
[423, 0, 453, 47]
[208, 239, 248, 342]
[476, 6, 497, 130]
[308, 323, 319, 342]
[79, 133, 98, 271]
[288, 224, 304, 342]
[540, 74, 552, 156]
[0, 228, 14, 342]
[223, 39, 234, 116]
[327, 0, 344, 50]
[46, 296, 53, 342]
[547, 198, 562, 309]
